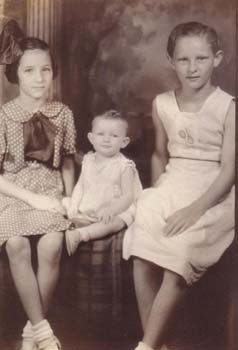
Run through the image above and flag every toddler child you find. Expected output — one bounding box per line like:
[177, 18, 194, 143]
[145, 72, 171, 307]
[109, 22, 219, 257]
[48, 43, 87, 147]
[64, 110, 142, 255]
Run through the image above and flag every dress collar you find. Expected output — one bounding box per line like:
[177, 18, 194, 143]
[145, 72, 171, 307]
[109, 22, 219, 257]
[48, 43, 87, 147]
[2, 99, 64, 122]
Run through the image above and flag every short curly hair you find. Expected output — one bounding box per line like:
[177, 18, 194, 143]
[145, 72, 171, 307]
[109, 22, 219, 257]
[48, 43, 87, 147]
[92, 110, 129, 132]
[167, 21, 221, 58]
[5, 37, 57, 84]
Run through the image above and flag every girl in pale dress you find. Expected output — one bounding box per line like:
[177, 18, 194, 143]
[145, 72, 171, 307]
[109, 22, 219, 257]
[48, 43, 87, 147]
[123, 21, 235, 350]
[64, 110, 142, 255]
[0, 21, 76, 350]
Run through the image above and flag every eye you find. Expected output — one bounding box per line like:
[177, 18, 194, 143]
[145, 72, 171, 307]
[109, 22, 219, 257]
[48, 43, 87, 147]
[24, 68, 33, 73]
[178, 57, 188, 62]
[42, 67, 52, 72]
[112, 134, 119, 138]
[197, 56, 208, 61]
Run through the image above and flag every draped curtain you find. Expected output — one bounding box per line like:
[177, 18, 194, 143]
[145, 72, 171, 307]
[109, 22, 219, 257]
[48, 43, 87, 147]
[26, 0, 62, 99]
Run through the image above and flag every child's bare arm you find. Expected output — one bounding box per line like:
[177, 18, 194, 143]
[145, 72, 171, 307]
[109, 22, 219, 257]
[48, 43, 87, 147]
[0, 175, 64, 213]
[193, 101, 235, 209]
[151, 98, 169, 185]
[164, 100, 235, 237]
[65, 173, 84, 218]
[62, 156, 75, 196]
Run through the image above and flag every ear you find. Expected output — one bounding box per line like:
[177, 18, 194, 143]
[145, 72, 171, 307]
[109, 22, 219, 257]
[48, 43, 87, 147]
[213, 50, 223, 68]
[167, 53, 175, 69]
[121, 136, 130, 149]
[87, 132, 93, 145]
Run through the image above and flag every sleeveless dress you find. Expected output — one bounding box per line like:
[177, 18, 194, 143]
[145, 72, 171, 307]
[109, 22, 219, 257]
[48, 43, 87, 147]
[123, 87, 234, 285]
[0, 99, 76, 247]
[66, 151, 143, 227]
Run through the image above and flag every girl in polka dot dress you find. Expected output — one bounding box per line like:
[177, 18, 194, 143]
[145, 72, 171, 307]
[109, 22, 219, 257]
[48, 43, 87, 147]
[123, 22, 235, 350]
[0, 21, 76, 350]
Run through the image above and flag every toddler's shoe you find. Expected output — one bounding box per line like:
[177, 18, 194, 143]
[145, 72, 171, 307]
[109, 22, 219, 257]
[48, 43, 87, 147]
[65, 228, 81, 256]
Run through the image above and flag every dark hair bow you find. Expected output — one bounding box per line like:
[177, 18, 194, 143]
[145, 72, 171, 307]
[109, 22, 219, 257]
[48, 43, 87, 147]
[0, 20, 25, 65]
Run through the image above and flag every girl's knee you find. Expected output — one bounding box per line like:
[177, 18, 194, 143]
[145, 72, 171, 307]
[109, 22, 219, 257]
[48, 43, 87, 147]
[6, 236, 31, 261]
[133, 258, 156, 275]
[163, 269, 186, 289]
[37, 232, 63, 263]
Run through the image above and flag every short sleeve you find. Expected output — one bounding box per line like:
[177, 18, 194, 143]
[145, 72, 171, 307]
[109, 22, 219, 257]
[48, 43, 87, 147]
[120, 158, 143, 198]
[62, 107, 77, 155]
[0, 113, 6, 171]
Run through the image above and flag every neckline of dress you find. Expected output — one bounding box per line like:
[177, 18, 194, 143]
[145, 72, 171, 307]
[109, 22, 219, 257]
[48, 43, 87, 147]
[4, 99, 61, 122]
[13, 98, 50, 116]
[92, 152, 122, 167]
[172, 86, 220, 115]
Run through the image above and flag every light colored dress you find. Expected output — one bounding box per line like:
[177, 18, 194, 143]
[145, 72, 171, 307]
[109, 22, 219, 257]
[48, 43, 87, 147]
[0, 99, 76, 247]
[123, 87, 234, 285]
[68, 151, 143, 227]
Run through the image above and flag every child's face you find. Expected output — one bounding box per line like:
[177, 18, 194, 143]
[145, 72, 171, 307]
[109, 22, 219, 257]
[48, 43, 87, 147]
[17, 49, 53, 101]
[168, 35, 223, 91]
[88, 118, 130, 157]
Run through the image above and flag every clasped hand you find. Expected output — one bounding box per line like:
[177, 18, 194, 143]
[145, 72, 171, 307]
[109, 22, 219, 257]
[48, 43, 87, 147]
[163, 204, 204, 237]
[61, 197, 78, 219]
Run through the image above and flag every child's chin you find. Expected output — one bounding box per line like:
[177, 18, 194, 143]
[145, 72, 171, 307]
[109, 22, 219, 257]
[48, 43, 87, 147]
[102, 150, 116, 157]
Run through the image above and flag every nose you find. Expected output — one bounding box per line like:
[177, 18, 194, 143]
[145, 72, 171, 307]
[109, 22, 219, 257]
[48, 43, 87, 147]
[103, 134, 110, 142]
[188, 59, 197, 73]
[35, 69, 44, 82]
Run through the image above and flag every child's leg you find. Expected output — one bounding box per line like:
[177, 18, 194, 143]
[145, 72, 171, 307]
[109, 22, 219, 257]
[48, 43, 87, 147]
[133, 258, 163, 331]
[6, 237, 44, 324]
[6, 235, 62, 350]
[36, 232, 64, 313]
[142, 269, 188, 349]
[66, 217, 126, 255]
[23, 232, 63, 350]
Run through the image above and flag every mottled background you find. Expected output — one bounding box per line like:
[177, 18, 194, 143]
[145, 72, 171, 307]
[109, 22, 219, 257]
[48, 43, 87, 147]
[61, 0, 235, 158]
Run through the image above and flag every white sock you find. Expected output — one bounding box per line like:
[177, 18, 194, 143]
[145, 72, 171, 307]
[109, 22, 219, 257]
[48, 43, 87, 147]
[135, 341, 155, 350]
[32, 319, 54, 344]
[22, 321, 34, 341]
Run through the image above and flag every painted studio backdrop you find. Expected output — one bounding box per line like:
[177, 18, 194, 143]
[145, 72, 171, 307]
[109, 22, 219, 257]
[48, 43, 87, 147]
[0, 1, 236, 350]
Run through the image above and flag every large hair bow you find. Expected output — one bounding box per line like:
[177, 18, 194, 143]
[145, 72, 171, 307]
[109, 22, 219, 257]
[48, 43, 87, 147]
[0, 20, 25, 64]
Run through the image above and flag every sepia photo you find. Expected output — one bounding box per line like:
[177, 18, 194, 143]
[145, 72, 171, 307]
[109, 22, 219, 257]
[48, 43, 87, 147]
[0, 1, 236, 350]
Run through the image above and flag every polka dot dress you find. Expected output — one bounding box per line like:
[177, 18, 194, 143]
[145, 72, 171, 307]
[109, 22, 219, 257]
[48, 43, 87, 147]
[0, 99, 77, 247]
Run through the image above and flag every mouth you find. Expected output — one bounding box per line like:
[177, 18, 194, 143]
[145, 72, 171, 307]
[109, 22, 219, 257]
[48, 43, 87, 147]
[187, 76, 200, 80]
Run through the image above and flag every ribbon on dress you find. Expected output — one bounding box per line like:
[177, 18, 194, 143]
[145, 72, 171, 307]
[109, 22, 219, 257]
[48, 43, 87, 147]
[23, 111, 57, 166]
[0, 20, 25, 65]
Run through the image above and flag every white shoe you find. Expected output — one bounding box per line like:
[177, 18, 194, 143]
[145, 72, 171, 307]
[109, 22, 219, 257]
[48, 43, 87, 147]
[38, 336, 61, 350]
[19, 339, 37, 350]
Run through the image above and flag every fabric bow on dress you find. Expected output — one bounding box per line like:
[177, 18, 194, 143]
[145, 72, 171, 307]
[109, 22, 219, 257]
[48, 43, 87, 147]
[23, 112, 57, 166]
